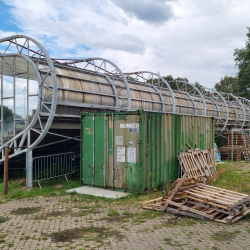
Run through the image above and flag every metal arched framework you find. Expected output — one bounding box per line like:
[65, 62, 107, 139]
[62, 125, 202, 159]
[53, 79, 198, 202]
[2, 35, 250, 187]
[58, 58, 131, 110]
[199, 88, 229, 135]
[0, 35, 58, 160]
[221, 92, 246, 129]
[172, 80, 206, 116]
[123, 71, 175, 113]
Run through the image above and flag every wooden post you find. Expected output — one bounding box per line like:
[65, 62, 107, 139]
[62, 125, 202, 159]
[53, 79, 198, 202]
[3, 145, 9, 195]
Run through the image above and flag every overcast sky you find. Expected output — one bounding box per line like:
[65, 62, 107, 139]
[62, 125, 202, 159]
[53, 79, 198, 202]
[0, 0, 250, 89]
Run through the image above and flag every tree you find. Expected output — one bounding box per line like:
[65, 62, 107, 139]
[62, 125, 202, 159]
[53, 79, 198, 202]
[214, 75, 238, 95]
[0, 105, 24, 131]
[234, 27, 250, 98]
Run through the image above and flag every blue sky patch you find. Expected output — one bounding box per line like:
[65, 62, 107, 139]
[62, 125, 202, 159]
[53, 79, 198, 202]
[0, 1, 21, 32]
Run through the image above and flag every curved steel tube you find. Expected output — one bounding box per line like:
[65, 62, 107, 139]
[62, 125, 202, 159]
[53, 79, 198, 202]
[0, 35, 58, 159]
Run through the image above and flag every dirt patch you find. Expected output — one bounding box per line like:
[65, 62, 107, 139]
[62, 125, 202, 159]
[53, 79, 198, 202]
[164, 217, 198, 227]
[34, 209, 72, 220]
[101, 210, 138, 223]
[11, 207, 42, 215]
[211, 230, 241, 241]
[44, 226, 124, 243]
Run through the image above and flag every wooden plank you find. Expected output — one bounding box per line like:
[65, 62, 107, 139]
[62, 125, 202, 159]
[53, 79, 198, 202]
[166, 207, 205, 220]
[190, 186, 243, 202]
[140, 197, 162, 208]
[162, 172, 188, 211]
[162, 199, 214, 219]
[185, 189, 234, 205]
[185, 199, 232, 215]
[199, 184, 249, 197]
[207, 168, 226, 184]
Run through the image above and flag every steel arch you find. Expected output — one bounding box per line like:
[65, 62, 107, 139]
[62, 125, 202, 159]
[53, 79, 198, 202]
[199, 87, 229, 135]
[221, 92, 246, 129]
[61, 58, 131, 110]
[173, 80, 206, 116]
[123, 71, 176, 113]
[0, 35, 58, 160]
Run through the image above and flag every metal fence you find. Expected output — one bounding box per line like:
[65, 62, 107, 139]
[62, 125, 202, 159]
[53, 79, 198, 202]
[33, 152, 75, 188]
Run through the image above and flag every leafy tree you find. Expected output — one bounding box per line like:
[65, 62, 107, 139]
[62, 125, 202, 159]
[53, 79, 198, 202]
[234, 27, 250, 98]
[0, 105, 24, 131]
[214, 75, 238, 95]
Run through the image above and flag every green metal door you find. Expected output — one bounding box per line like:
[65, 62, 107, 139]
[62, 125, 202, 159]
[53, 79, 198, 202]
[81, 114, 105, 187]
[81, 115, 94, 185]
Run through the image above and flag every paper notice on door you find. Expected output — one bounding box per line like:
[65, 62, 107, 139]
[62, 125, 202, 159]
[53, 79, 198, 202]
[127, 147, 136, 163]
[115, 136, 123, 145]
[117, 147, 125, 162]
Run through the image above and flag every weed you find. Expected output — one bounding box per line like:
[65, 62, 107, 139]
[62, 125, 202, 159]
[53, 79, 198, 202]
[211, 246, 221, 250]
[107, 210, 119, 216]
[11, 207, 41, 215]
[211, 230, 241, 242]
[44, 226, 123, 243]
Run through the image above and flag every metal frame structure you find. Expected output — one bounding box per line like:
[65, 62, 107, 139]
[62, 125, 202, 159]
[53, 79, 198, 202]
[1, 35, 250, 187]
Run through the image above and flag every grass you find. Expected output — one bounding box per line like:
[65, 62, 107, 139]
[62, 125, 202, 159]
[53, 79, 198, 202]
[211, 161, 250, 194]
[0, 176, 80, 202]
[211, 230, 241, 241]
[1, 160, 250, 218]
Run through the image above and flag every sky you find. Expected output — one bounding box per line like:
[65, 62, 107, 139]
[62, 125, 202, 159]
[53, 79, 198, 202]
[0, 0, 249, 96]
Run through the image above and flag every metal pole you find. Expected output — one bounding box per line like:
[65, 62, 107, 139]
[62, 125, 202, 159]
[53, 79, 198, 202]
[163, 157, 166, 193]
[3, 145, 9, 195]
[26, 130, 33, 188]
[112, 113, 114, 190]
[1, 57, 3, 146]
[92, 115, 95, 187]
[231, 130, 233, 161]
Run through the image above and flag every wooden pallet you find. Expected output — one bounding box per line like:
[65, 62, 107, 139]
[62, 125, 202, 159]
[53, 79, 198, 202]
[141, 173, 250, 224]
[178, 149, 216, 179]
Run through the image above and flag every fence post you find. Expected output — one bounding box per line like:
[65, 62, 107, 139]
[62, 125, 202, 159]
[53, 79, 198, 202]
[3, 145, 9, 195]
[26, 149, 33, 188]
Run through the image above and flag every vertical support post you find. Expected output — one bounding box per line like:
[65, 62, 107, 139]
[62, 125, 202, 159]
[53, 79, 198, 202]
[27, 60, 29, 125]
[13, 57, 16, 151]
[26, 130, 33, 188]
[92, 115, 95, 187]
[231, 130, 233, 161]
[103, 114, 106, 189]
[112, 113, 114, 190]
[1, 57, 3, 146]
[163, 157, 166, 193]
[3, 145, 9, 195]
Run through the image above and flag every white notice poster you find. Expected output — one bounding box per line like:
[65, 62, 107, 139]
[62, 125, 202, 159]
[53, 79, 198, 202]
[127, 147, 136, 163]
[115, 136, 123, 145]
[117, 147, 125, 162]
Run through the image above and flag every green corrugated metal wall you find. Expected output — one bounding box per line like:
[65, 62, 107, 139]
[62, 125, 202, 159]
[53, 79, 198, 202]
[81, 111, 214, 193]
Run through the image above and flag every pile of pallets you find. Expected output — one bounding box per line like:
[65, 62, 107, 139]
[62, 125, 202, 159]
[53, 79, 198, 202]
[219, 145, 243, 160]
[228, 133, 249, 146]
[219, 132, 250, 160]
[141, 173, 250, 224]
[178, 149, 216, 179]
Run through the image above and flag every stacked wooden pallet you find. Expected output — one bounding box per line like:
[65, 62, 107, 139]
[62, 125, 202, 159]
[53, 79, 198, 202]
[141, 173, 250, 224]
[219, 145, 243, 160]
[178, 149, 216, 179]
[219, 133, 250, 160]
[228, 133, 249, 146]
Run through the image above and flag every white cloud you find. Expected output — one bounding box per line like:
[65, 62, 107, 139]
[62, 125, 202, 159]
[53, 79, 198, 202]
[0, 0, 250, 89]
[2, 78, 38, 117]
